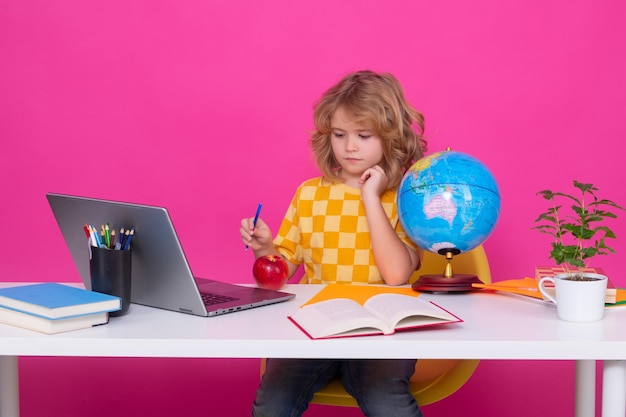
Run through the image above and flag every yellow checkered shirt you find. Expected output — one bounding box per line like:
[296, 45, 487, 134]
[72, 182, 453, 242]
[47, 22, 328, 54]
[274, 177, 420, 284]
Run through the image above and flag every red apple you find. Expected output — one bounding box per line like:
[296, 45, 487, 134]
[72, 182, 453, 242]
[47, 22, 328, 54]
[253, 255, 289, 290]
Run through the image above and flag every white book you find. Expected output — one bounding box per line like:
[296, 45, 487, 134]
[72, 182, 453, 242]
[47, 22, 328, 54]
[0, 306, 109, 334]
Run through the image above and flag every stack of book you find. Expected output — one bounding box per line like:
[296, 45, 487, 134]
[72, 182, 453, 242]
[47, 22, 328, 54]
[0, 283, 122, 334]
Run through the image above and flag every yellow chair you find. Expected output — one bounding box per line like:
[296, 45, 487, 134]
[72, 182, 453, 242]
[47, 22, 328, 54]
[260, 244, 491, 408]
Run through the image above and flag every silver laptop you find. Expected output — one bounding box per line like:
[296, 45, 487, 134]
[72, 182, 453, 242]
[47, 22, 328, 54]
[46, 193, 295, 317]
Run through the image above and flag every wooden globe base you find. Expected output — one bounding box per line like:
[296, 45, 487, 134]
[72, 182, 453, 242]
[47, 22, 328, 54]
[411, 274, 482, 293]
[411, 248, 482, 293]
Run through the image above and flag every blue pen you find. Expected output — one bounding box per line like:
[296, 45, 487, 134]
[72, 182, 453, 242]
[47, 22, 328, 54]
[245, 203, 263, 250]
[91, 225, 102, 248]
[88, 225, 98, 247]
[117, 227, 126, 250]
[123, 228, 135, 251]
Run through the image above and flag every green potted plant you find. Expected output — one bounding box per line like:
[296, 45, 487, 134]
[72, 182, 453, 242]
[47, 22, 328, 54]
[533, 180, 624, 280]
[532, 180, 624, 322]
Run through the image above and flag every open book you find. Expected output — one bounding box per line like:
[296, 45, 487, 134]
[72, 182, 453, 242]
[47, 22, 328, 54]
[289, 292, 462, 339]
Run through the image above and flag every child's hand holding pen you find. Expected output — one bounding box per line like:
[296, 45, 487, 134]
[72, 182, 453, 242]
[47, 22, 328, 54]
[240, 217, 273, 252]
[240, 204, 274, 253]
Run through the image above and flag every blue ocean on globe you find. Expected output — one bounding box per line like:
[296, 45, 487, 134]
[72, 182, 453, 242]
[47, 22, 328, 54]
[397, 150, 501, 254]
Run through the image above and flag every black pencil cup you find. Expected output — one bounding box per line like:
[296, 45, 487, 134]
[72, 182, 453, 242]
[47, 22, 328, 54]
[89, 247, 132, 317]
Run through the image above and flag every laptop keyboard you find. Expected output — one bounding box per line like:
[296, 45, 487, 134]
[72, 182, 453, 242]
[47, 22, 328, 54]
[201, 292, 239, 306]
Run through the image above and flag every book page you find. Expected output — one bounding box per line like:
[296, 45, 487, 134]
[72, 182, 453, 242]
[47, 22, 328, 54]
[291, 298, 392, 338]
[364, 293, 458, 329]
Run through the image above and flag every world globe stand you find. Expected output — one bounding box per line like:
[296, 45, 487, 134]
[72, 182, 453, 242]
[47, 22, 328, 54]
[412, 249, 482, 293]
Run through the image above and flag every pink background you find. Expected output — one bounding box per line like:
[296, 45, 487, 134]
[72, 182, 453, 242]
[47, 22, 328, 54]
[1, 1, 625, 416]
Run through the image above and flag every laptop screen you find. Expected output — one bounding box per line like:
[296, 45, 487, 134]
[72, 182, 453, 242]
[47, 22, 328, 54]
[47, 193, 209, 315]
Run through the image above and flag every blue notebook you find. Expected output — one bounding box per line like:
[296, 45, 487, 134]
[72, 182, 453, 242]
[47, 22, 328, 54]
[0, 283, 121, 319]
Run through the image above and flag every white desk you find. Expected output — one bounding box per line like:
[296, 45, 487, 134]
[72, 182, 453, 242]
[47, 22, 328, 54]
[1, 284, 626, 417]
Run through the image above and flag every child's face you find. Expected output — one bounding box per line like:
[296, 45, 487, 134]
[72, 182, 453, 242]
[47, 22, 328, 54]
[330, 107, 384, 185]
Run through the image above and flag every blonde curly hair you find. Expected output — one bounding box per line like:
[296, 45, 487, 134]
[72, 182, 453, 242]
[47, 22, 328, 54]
[310, 70, 427, 189]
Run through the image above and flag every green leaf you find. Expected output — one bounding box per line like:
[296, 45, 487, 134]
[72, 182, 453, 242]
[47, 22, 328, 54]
[534, 180, 624, 268]
[537, 190, 555, 200]
[595, 226, 616, 239]
[590, 199, 625, 210]
[573, 180, 597, 193]
[533, 213, 558, 224]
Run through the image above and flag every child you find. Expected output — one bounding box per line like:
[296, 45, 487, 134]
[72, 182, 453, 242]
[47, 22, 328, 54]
[240, 70, 427, 417]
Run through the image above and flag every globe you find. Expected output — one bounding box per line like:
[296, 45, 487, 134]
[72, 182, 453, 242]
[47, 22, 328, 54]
[398, 149, 501, 256]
